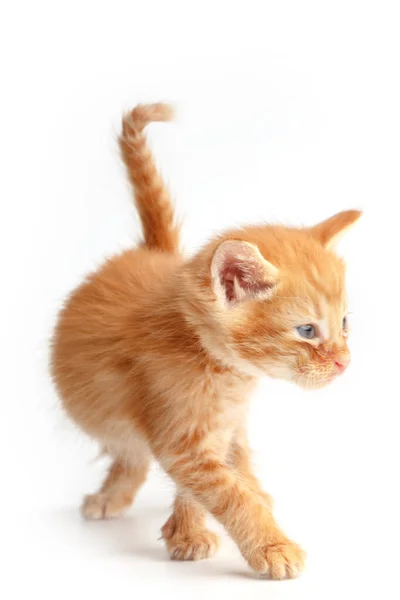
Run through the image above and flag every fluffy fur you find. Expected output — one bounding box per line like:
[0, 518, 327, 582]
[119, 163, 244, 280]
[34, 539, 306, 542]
[51, 103, 361, 579]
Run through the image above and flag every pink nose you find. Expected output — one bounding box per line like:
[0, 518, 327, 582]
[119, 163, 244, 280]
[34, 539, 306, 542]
[335, 358, 350, 374]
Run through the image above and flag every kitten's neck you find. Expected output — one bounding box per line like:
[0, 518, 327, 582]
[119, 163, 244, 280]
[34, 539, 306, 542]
[164, 274, 260, 381]
[162, 287, 238, 375]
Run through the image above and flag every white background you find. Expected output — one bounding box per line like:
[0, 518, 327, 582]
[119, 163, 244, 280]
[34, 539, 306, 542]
[2, 1, 400, 599]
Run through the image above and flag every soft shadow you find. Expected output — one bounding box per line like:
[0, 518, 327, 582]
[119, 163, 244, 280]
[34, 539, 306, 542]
[227, 568, 308, 586]
[44, 505, 169, 559]
[41, 507, 259, 580]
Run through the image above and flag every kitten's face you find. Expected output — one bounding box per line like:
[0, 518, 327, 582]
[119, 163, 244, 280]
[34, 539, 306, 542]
[190, 210, 361, 389]
[230, 263, 351, 389]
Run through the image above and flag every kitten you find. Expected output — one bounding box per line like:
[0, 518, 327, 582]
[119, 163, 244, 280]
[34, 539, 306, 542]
[51, 103, 361, 579]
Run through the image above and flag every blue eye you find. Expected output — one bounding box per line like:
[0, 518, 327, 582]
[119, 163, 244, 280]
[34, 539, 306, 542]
[297, 324, 316, 339]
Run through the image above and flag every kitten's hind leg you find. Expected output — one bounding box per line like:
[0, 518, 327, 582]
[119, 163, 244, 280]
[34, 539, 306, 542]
[161, 493, 220, 561]
[81, 453, 150, 520]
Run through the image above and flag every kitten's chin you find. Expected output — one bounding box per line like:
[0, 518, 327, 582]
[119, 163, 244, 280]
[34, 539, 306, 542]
[294, 373, 337, 390]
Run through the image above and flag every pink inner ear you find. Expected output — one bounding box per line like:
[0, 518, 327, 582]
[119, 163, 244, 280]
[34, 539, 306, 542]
[221, 265, 237, 302]
[220, 255, 274, 303]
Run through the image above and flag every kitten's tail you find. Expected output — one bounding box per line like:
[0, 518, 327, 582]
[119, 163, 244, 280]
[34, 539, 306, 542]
[119, 103, 180, 253]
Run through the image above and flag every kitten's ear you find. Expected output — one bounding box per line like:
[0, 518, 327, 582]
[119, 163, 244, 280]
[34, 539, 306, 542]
[211, 240, 278, 306]
[311, 210, 362, 250]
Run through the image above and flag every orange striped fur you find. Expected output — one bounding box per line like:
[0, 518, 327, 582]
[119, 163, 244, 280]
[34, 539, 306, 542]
[51, 103, 361, 579]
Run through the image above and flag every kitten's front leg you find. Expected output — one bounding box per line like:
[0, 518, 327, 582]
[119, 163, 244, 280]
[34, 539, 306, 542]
[158, 448, 305, 579]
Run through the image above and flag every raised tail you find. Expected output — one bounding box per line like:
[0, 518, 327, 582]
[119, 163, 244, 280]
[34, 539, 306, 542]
[119, 103, 180, 253]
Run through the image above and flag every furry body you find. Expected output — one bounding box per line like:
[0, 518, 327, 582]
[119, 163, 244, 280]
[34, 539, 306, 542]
[51, 104, 360, 578]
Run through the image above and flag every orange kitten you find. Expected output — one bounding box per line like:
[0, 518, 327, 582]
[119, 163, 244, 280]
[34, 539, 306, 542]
[51, 103, 361, 579]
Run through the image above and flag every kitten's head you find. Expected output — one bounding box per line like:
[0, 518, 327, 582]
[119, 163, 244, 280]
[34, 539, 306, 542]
[183, 210, 361, 389]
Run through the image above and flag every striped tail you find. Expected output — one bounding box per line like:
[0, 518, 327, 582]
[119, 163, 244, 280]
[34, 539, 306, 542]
[119, 103, 180, 253]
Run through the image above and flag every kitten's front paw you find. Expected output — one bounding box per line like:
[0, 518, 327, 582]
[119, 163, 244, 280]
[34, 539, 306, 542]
[248, 539, 306, 579]
[161, 515, 220, 561]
